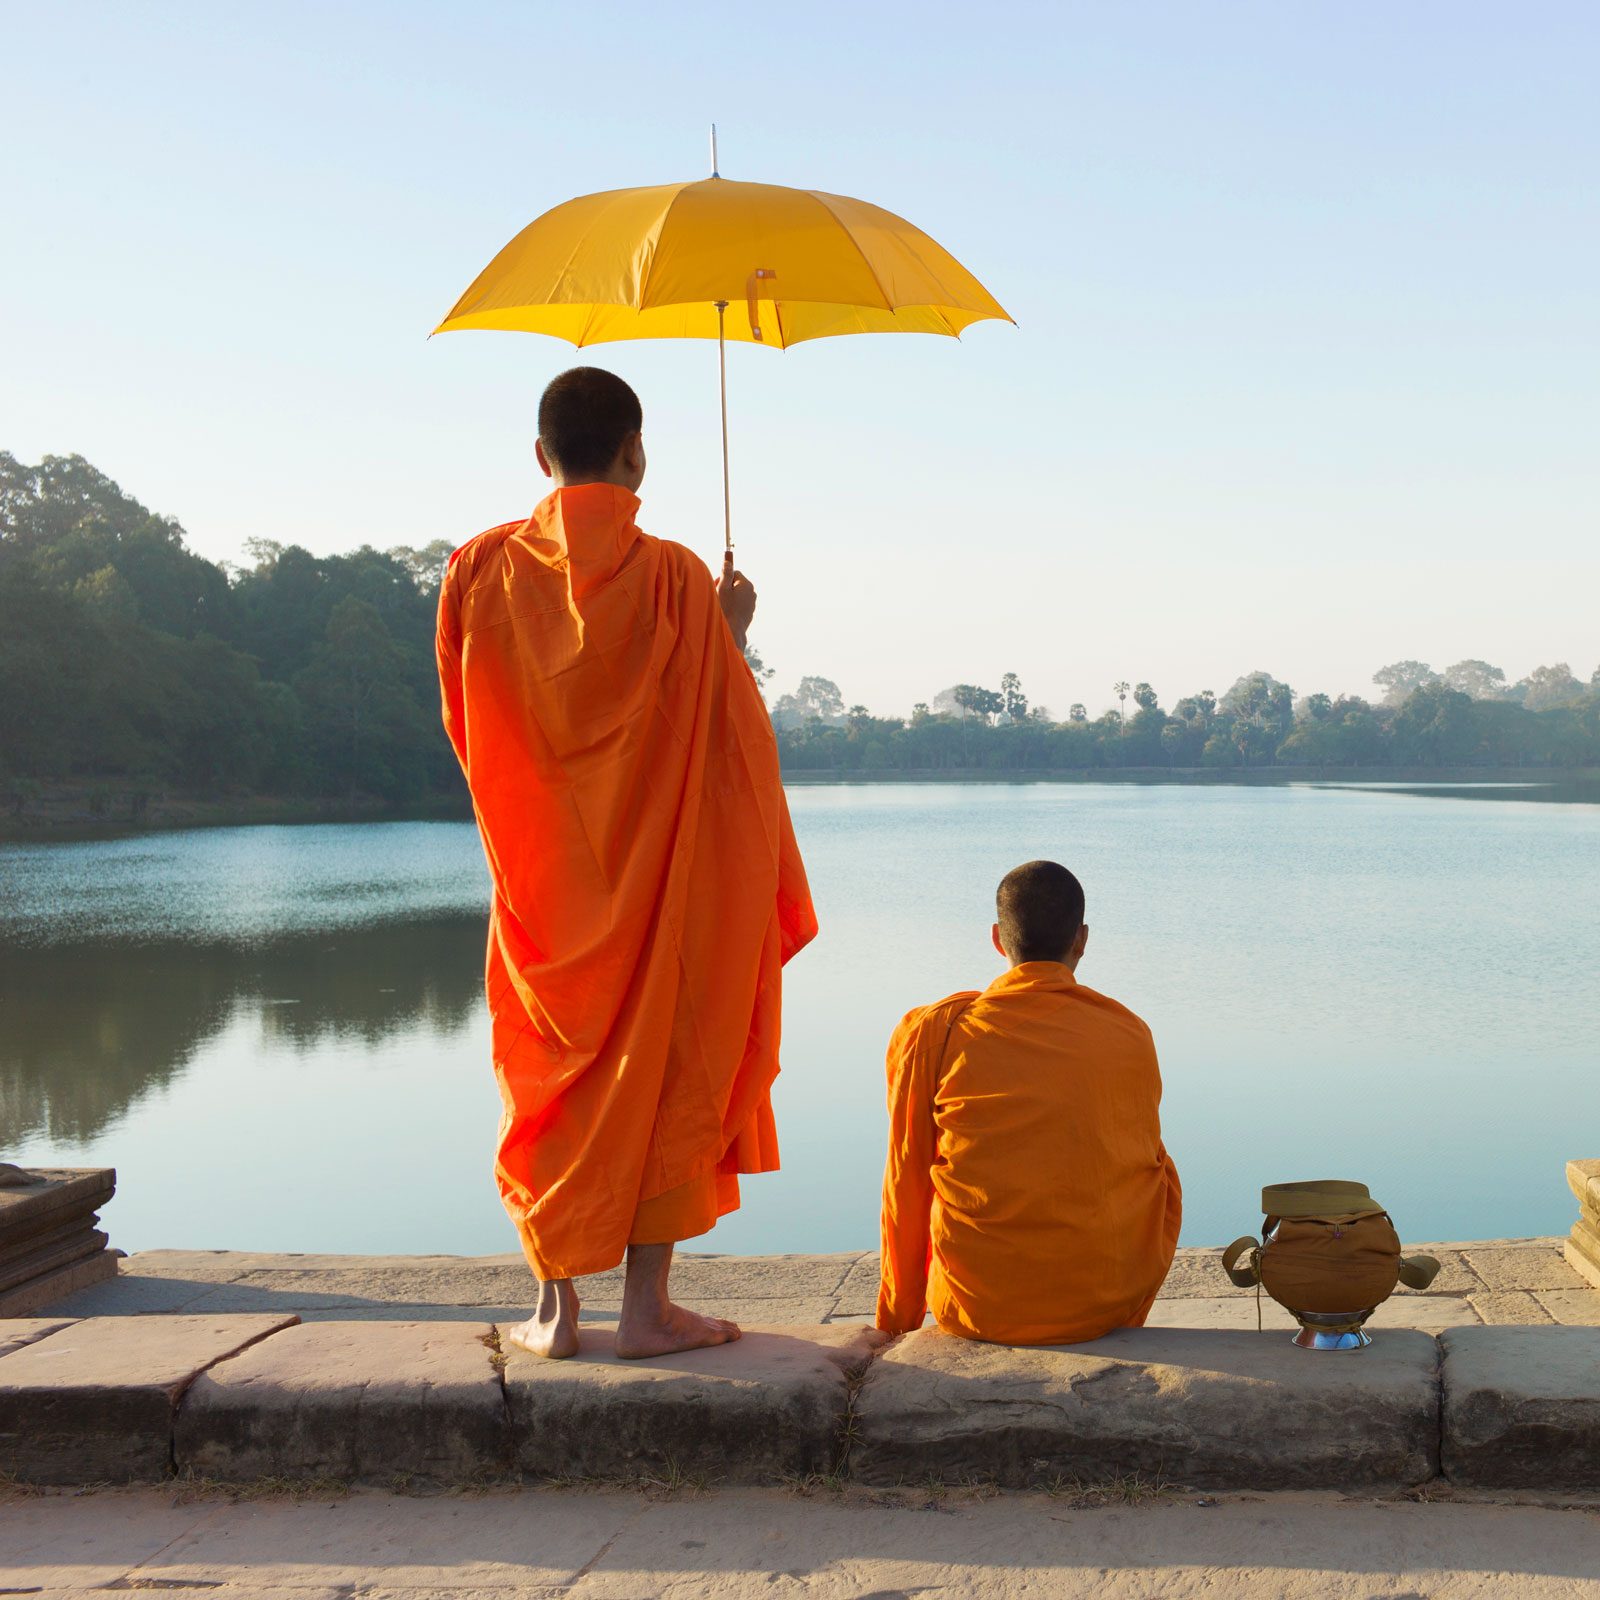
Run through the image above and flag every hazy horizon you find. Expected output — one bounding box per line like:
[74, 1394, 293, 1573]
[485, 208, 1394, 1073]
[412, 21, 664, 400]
[3, 1, 1596, 717]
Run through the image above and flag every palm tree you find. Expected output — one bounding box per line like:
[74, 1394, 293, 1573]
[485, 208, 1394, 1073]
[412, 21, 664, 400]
[1113, 681, 1131, 724]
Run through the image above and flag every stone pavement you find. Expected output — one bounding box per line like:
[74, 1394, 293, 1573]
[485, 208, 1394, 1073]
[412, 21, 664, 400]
[5, 1483, 1600, 1598]
[42, 1236, 1600, 1328]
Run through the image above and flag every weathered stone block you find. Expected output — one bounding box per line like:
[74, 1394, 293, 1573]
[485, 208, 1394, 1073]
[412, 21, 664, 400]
[0, 1168, 114, 1245]
[1566, 1160, 1600, 1213]
[176, 1320, 509, 1483]
[1566, 1225, 1600, 1292]
[502, 1324, 880, 1483]
[852, 1327, 1440, 1490]
[0, 1314, 296, 1483]
[1442, 1326, 1600, 1487]
[0, 1250, 120, 1316]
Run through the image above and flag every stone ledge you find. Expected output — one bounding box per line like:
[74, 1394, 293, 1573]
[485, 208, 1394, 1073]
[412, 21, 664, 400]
[0, 1314, 298, 1484]
[10, 1313, 1600, 1492]
[851, 1327, 1441, 1490]
[503, 1324, 882, 1484]
[176, 1320, 510, 1483]
[1441, 1326, 1600, 1488]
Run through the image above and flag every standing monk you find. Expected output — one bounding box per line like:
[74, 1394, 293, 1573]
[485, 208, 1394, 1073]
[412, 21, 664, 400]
[436, 367, 816, 1359]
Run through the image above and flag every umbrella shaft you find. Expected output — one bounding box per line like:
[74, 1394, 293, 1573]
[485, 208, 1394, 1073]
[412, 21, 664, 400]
[717, 300, 732, 553]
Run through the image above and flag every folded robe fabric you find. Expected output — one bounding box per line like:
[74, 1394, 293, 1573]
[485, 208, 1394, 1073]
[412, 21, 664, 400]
[436, 483, 817, 1280]
[877, 962, 1182, 1345]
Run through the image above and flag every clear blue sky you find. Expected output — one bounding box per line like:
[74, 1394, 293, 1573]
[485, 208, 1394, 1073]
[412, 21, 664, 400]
[3, 1, 1596, 715]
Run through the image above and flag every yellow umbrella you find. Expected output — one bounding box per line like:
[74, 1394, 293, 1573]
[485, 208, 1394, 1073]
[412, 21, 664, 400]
[434, 131, 1011, 551]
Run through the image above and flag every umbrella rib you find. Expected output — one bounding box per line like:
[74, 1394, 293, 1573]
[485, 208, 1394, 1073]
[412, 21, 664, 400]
[805, 190, 895, 313]
[633, 185, 688, 312]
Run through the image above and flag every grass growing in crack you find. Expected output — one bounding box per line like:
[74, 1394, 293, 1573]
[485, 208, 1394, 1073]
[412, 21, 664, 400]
[1043, 1470, 1170, 1508]
[637, 1455, 715, 1497]
[481, 1327, 508, 1372]
[782, 1470, 849, 1498]
[168, 1470, 352, 1506]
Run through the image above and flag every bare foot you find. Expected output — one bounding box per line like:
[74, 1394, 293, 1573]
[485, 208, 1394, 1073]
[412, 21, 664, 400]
[504, 1279, 581, 1359]
[614, 1302, 741, 1360]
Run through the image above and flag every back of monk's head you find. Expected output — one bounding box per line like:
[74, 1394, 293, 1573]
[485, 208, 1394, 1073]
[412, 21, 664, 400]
[538, 367, 643, 481]
[996, 860, 1086, 964]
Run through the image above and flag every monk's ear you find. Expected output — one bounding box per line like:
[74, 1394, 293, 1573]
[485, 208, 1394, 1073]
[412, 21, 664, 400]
[1073, 924, 1089, 962]
[534, 438, 553, 480]
[621, 430, 646, 487]
[991, 922, 1006, 959]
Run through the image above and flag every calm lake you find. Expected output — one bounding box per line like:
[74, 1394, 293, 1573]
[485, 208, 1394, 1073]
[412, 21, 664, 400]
[4, 783, 1597, 1259]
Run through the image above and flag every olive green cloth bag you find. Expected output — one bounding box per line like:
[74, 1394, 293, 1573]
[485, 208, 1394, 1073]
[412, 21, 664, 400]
[1223, 1181, 1440, 1329]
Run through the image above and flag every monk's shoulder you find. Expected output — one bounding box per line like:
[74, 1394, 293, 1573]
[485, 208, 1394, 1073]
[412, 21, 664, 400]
[894, 991, 982, 1044]
[1071, 982, 1157, 1049]
[653, 535, 717, 593]
[445, 519, 521, 598]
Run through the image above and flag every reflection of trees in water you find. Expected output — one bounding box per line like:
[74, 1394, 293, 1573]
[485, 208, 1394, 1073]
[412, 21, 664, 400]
[0, 916, 484, 1145]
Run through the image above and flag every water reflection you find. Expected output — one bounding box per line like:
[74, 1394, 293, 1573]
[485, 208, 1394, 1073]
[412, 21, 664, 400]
[1, 916, 484, 1145]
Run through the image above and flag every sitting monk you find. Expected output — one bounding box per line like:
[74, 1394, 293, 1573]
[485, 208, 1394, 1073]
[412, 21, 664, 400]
[877, 860, 1181, 1344]
[436, 366, 816, 1359]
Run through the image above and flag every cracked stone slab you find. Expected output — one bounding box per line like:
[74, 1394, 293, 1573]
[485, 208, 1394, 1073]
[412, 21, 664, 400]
[176, 1319, 509, 1483]
[502, 1323, 882, 1483]
[1535, 1291, 1600, 1326]
[573, 1253, 863, 1303]
[0, 1314, 297, 1483]
[851, 1326, 1441, 1490]
[832, 1253, 882, 1318]
[130, 1488, 630, 1591]
[1461, 1245, 1585, 1292]
[0, 1317, 77, 1360]
[1442, 1326, 1600, 1488]
[1468, 1291, 1556, 1325]
[44, 1269, 226, 1316]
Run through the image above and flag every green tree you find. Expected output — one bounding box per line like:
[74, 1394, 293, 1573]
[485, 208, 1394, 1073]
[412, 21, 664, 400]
[1443, 659, 1508, 700]
[1000, 671, 1027, 719]
[1373, 659, 1440, 706]
[1516, 663, 1584, 712]
[1390, 683, 1477, 766]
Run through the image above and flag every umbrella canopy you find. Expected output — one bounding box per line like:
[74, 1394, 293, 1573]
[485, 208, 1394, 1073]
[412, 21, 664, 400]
[434, 177, 1011, 347]
[435, 167, 1010, 551]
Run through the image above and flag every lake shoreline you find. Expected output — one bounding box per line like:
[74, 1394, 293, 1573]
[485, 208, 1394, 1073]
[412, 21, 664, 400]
[6, 766, 1598, 842]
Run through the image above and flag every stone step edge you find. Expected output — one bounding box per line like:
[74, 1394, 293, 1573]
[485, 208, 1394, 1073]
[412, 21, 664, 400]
[7, 1318, 1598, 1494]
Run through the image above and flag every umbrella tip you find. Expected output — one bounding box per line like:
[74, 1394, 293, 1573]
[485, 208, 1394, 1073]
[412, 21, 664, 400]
[709, 123, 720, 179]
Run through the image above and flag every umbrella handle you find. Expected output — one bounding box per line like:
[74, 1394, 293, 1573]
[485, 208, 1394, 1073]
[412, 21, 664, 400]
[716, 299, 732, 555]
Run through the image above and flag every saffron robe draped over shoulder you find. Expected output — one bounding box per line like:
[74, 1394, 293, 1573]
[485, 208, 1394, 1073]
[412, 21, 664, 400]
[436, 484, 817, 1281]
[877, 963, 1181, 1345]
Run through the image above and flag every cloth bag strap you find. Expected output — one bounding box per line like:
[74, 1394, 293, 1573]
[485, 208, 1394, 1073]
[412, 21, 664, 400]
[1222, 1235, 1262, 1288]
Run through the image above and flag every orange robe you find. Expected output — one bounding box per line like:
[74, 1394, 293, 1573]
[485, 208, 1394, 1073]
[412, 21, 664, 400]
[877, 962, 1181, 1345]
[436, 483, 816, 1281]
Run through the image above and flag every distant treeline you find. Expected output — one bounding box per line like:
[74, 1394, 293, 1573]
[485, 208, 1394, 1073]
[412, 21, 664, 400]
[768, 662, 1600, 774]
[3, 454, 1597, 818]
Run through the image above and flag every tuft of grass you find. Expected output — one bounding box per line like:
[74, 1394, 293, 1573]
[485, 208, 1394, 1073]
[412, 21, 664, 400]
[1044, 1469, 1171, 1508]
[637, 1455, 715, 1497]
[782, 1469, 849, 1498]
[168, 1470, 352, 1506]
[481, 1328, 508, 1373]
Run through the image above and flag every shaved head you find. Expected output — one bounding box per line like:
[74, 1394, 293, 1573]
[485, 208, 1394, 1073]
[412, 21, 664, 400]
[537, 367, 643, 481]
[996, 860, 1085, 964]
